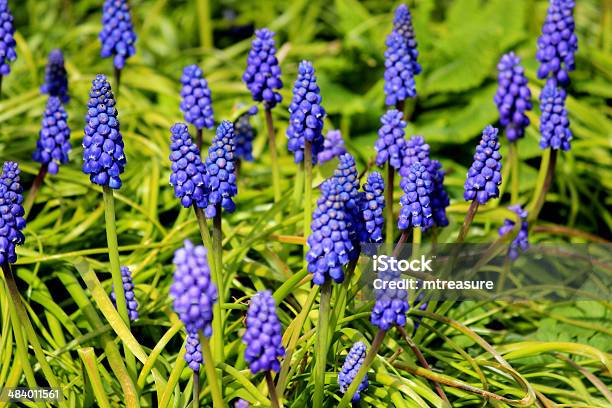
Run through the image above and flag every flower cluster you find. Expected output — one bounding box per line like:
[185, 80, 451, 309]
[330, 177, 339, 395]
[99, 0, 137, 70]
[82, 75, 126, 189]
[398, 162, 433, 231]
[234, 105, 258, 162]
[170, 240, 217, 335]
[383, 32, 417, 107]
[110, 266, 139, 321]
[306, 179, 353, 285]
[499, 204, 529, 261]
[0, 162, 25, 265]
[40, 49, 69, 103]
[375, 110, 407, 169]
[242, 290, 285, 373]
[333, 154, 362, 260]
[371, 265, 409, 330]
[539, 78, 571, 151]
[392, 4, 421, 77]
[180, 64, 215, 130]
[361, 172, 385, 247]
[169, 123, 208, 208]
[243, 28, 283, 108]
[494, 52, 532, 142]
[184, 332, 203, 372]
[203, 121, 237, 218]
[286, 61, 326, 164]
[317, 130, 347, 164]
[536, 0, 577, 86]
[0, 0, 16, 76]
[338, 341, 369, 402]
[33, 97, 71, 175]
[399, 135, 429, 181]
[463, 125, 502, 204]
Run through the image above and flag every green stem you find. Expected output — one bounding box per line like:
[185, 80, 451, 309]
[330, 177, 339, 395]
[102, 186, 136, 379]
[114, 66, 121, 98]
[200, 335, 223, 408]
[456, 200, 479, 243]
[0, 75, 3, 98]
[392, 230, 409, 258]
[337, 330, 387, 408]
[313, 280, 332, 408]
[265, 108, 282, 204]
[266, 371, 282, 408]
[397, 326, 449, 404]
[412, 227, 421, 255]
[385, 162, 395, 245]
[196, 0, 213, 49]
[212, 203, 224, 362]
[23, 164, 48, 218]
[304, 141, 313, 261]
[193, 371, 199, 407]
[510, 142, 519, 204]
[529, 149, 557, 222]
[293, 162, 304, 219]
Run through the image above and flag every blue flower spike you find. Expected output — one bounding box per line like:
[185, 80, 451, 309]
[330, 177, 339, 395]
[398, 162, 433, 231]
[0, 0, 17, 78]
[371, 264, 410, 330]
[317, 130, 347, 164]
[203, 120, 237, 218]
[463, 125, 502, 205]
[234, 105, 258, 162]
[82, 74, 126, 189]
[168, 123, 208, 208]
[361, 172, 385, 247]
[306, 179, 354, 285]
[110, 266, 138, 321]
[243, 28, 283, 109]
[184, 332, 203, 372]
[286, 60, 326, 164]
[338, 341, 369, 402]
[40, 49, 69, 103]
[375, 109, 407, 170]
[0, 161, 26, 265]
[242, 290, 285, 374]
[499, 204, 529, 261]
[539, 78, 572, 151]
[180, 64, 215, 131]
[33, 97, 71, 175]
[99, 0, 137, 70]
[494, 52, 532, 142]
[536, 0, 577, 86]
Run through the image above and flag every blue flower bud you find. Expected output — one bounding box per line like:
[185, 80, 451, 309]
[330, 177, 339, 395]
[463, 126, 502, 204]
[498, 204, 529, 261]
[317, 130, 347, 164]
[180, 64, 214, 130]
[539, 78, 571, 151]
[361, 172, 385, 249]
[398, 162, 433, 231]
[99, 0, 137, 69]
[0, 0, 16, 77]
[338, 341, 369, 402]
[243, 28, 283, 109]
[184, 331, 203, 372]
[33, 97, 71, 175]
[0, 161, 25, 265]
[203, 120, 237, 218]
[169, 123, 209, 209]
[234, 105, 258, 162]
[375, 110, 407, 169]
[110, 266, 138, 321]
[371, 265, 409, 330]
[494, 52, 532, 142]
[40, 49, 69, 103]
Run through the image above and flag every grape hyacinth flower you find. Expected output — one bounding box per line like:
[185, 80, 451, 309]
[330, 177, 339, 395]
[536, 0, 577, 86]
[110, 266, 138, 321]
[392, 4, 421, 77]
[499, 204, 529, 261]
[243, 28, 283, 108]
[463, 126, 502, 204]
[234, 105, 258, 162]
[0, 162, 25, 265]
[361, 172, 385, 249]
[180, 64, 215, 131]
[338, 342, 369, 402]
[383, 32, 418, 107]
[40, 49, 69, 103]
[203, 120, 237, 218]
[306, 179, 354, 285]
[170, 240, 217, 335]
[286, 61, 326, 164]
[0, 0, 16, 79]
[168, 123, 208, 208]
[33, 97, 71, 175]
[242, 290, 285, 373]
[99, 0, 137, 70]
[371, 264, 410, 330]
[317, 130, 347, 164]
[399, 135, 430, 181]
[184, 332, 203, 372]
[375, 110, 407, 169]
[82, 74, 126, 189]
[494, 52, 532, 142]
[234, 399, 250, 408]
[333, 153, 363, 260]
[398, 162, 433, 231]
[539, 78, 572, 151]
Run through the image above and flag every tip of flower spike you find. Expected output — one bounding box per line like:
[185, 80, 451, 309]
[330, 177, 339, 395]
[48, 49, 64, 63]
[298, 60, 315, 75]
[255, 28, 275, 40]
[216, 120, 234, 137]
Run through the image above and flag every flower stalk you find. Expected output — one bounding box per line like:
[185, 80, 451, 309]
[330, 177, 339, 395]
[200, 334, 223, 408]
[529, 149, 557, 222]
[457, 200, 479, 243]
[265, 108, 282, 204]
[212, 203, 224, 362]
[23, 164, 48, 217]
[313, 280, 332, 408]
[266, 371, 282, 408]
[385, 162, 394, 244]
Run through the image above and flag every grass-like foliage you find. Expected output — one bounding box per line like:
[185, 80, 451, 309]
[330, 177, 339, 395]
[0, 0, 610, 407]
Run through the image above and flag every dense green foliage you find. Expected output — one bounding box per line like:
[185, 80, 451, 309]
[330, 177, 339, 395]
[0, 0, 610, 407]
